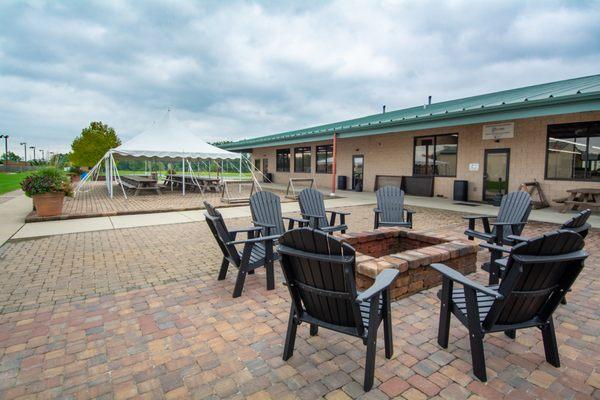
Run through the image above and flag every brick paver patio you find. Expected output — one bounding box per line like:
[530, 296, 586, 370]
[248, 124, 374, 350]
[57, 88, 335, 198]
[0, 204, 598, 399]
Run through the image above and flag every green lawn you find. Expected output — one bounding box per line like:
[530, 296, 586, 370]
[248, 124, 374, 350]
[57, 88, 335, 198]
[0, 172, 30, 195]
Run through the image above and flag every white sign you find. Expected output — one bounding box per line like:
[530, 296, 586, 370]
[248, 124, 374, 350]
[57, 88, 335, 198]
[468, 163, 479, 171]
[483, 122, 514, 140]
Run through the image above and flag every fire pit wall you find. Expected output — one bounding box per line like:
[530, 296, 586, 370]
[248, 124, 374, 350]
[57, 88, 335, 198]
[338, 227, 478, 301]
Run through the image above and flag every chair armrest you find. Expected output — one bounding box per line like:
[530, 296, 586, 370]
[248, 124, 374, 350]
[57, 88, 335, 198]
[230, 226, 264, 234]
[507, 234, 529, 243]
[226, 234, 280, 246]
[430, 263, 504, 299]
[283, 216, 309, 224]
[373, 208, 382, 214]
[326, 209, 351, 216]
[405, 209, 416, 214]
[479, 242, 513, 253]
[253, 221, 276, 228]
[355, 269, 400, 302]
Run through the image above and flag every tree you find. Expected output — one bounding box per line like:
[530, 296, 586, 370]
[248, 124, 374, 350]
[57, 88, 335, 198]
[0, 151, 22, 163]
[70, 122, 121, 168]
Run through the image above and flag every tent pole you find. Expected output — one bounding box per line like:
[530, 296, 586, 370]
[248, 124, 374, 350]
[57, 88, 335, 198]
[182, 157, 185, 196]
[239, 156, 242, 180]
[111, 153, 127, 199]
[75, 154, 104, 196]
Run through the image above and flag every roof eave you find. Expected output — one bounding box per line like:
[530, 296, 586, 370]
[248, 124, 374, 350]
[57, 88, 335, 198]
[221, 92, 600, 151]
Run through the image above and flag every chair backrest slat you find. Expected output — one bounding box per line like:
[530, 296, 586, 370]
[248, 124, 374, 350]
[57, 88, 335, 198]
[299, 189, 329, 229]
[250, 191, 286, 236]
[495, 191, 532, 238]
[203, 201, 241, 265]
[561, 209, 592, 238]
[483, 230, 587, 330]
[376, 186, 405, 223]
[278, 228, 363, 332]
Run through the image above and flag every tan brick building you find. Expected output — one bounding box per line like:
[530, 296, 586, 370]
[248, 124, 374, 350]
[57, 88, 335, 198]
[222, 75, 600, 204]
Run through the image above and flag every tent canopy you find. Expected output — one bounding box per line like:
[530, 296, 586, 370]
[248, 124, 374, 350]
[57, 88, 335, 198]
[113, 111, 240, 160]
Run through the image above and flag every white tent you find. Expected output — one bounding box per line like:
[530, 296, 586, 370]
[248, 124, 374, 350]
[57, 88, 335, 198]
[76, 110, 256, 199]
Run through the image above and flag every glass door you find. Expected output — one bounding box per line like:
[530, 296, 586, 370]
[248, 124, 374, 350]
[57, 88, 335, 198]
[483, 149, 510, 202]
[352, 155, 364, 191]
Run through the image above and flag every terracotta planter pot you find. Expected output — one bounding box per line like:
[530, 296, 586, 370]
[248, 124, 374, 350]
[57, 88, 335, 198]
[70, 175, 81, 183]
[32, 192, 65, 217]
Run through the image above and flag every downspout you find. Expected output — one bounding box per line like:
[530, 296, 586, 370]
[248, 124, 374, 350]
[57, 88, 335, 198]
[330, 131, 337, 196]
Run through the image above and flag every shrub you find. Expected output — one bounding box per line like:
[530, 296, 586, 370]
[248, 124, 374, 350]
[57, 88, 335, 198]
[20, 167, 74, 198]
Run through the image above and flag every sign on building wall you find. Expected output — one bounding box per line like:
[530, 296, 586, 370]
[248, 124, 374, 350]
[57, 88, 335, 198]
[482, 122, 514, 140]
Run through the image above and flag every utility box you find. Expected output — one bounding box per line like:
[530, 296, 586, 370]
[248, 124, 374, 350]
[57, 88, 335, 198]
[453, 180, 469, 202]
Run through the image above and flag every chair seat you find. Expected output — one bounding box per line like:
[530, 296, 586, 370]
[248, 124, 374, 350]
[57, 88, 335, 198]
[438, 285, 499, 322]
[237, 242, 281, 265]
[379, 221, 411, 228]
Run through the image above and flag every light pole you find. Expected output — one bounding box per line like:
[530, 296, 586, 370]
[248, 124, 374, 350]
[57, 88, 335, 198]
[40, 149, 45, 162]
[20, 142, 27, 163]
[49, 152, 54, 164]
[29, 146, 36, 161]
[0, 135, 8, 170]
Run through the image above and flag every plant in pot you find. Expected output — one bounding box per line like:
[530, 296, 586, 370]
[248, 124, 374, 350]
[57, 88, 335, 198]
[21, 167, 73, 217]
[67, 166, 83, 183]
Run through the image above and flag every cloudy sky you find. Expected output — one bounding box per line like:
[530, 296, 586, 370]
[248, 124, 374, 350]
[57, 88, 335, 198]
[1, 0, 599, 158]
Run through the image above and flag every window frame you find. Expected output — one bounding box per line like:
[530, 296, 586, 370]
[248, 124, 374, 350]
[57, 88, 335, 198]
[276, 148, 291, 172]
[294, 146, 312, 173]
[412, 133, 458, 177]
[315, 144, 334, 174]
[544, 121, 600, 181]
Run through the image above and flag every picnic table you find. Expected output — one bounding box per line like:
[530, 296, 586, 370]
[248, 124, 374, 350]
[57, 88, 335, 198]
[163, 174, 222, 193]
[560, 188, 600, 213]
[121, 175, 161, 196]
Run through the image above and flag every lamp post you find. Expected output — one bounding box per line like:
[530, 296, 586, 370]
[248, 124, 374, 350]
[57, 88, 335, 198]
[49, 152, 54, 164]
[0, 135, 8, 170]
[20, 142, 27, 163]
[29, 146, 36, 161]
[40, 149, 45, 162]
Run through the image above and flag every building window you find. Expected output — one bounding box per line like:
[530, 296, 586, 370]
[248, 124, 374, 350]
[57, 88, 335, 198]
[294, 146, 311, 173]
[546, 121, 600, 180]
[254, 158, 260, 172]
[316, 144, 333, 173]
[413, 134, 458, 177]
[276, 149, 290, 172]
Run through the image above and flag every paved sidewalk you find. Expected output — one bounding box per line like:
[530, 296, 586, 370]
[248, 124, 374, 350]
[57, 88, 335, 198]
[11, 194, 376, 240]
[0, 190, 32, 246]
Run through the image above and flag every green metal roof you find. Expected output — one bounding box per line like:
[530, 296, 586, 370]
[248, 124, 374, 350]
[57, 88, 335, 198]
[221, 74, 600, 151]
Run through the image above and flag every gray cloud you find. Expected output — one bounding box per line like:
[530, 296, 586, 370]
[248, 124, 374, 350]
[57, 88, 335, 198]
[0, 0, 599, 157]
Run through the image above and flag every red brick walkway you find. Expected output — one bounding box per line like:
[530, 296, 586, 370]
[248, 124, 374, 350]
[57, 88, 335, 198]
[0, 205, 598, 399]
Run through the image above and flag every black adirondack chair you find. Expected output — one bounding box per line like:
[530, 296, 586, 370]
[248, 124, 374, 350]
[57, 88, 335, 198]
[373, 186, 415, 229]
[432, 230, 588, 382]
[560, 209, 592, 238]
[465, 191, 532, 284]
[277, 228, 399, 391]
[203, 201, 280, 298]
[249, 191, 308, 236]
[298, 188, 350, 234]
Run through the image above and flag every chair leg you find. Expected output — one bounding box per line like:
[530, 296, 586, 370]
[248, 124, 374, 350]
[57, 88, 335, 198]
[233, 269, 247, 298]
[217, 258, 229, 280]
[248, 269, 255, 275]
[309, 324, 318, 336]
[383, 290, 393, 359]
[541, 318, 560, 368]
[504, 329, 516, 339]
[438, 278, 453, 348]
[364, 329, 377, 392]
[560, 296, 567, 305]
[464, 288, 487, 382]
[374, 214, 379, 230]
[283, 308, 297, 361]
[266, 261, 275, 291]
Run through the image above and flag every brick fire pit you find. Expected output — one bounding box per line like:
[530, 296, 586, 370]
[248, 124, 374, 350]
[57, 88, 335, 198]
[338, 227, 478, 300]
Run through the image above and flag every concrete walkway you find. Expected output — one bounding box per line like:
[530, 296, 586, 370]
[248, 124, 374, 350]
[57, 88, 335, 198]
[10, 187, 598, 240]
[0, 190, 33, 246]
